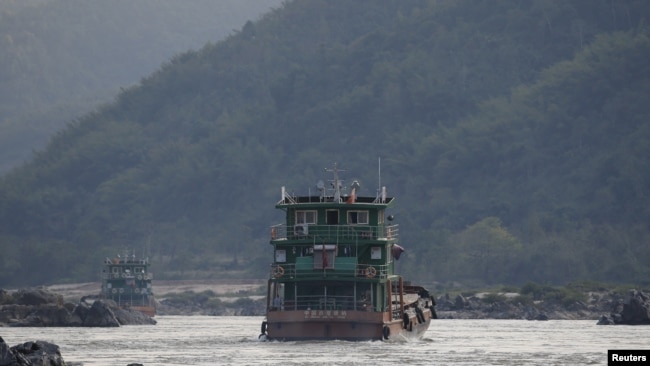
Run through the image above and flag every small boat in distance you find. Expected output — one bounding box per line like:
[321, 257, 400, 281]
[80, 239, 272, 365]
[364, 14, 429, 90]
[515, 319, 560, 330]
[100, 250, 156, 317]
[260, 163, 436, 341]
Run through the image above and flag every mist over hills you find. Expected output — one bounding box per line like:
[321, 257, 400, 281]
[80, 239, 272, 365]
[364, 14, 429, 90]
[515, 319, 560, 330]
[0, 0, 282, 172]
[1, 0, 649, 288]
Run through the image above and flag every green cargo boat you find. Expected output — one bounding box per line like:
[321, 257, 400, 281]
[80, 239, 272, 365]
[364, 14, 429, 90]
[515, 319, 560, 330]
[100, 251, 156, 316]
[260, 163, 436, 341]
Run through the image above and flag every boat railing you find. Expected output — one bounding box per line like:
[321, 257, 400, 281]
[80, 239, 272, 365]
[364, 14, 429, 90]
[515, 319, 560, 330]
[105, 287, 153, 296]
[273, 294, 375, 312]
[101, 272, 153, 280]
[270, 224, 398, 241]
[270, 263, 389, 280]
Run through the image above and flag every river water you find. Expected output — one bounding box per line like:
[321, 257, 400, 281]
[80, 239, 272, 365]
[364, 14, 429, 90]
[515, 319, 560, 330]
[2, 316, 648, 365]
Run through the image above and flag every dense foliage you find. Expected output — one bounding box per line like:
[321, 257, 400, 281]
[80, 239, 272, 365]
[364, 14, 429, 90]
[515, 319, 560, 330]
[1, 0, 649, 288]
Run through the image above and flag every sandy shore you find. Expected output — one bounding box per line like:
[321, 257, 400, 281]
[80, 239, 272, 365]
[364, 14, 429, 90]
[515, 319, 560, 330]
[44, 279, 266, 301]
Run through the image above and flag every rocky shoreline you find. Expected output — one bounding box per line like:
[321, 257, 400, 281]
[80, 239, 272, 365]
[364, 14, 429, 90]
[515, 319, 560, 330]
[155, 284, 650, 325]
[1, 284, 648, 366]
[3, 283, 648, 324]
[433, 289, 650, 324]
[1, 288, 155, 327]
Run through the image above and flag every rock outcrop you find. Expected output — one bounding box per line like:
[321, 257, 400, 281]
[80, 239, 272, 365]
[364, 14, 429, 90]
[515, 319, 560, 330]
[0, 337, 66, 366]
[0, 288, 156, 327]
[598, 290, 650, 325]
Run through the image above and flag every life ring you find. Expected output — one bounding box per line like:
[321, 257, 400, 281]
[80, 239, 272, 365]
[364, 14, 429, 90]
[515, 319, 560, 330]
[135, 288, 140, 293]
[137, 275, 143, 280]
[273, 266, 285, 278]
[365, 266, 377, 278]
[270, 228, 276, 239]
[112, 288, 117, 294]
[113, 273, 119, 279]
[382, 325, 390, 340]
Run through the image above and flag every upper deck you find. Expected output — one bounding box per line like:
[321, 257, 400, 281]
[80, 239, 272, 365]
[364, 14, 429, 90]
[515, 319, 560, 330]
[276, 194, 394, 207]
[270, 223, 398, 243]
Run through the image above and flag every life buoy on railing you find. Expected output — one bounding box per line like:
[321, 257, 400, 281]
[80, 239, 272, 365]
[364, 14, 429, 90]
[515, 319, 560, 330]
[271, 228, 276, 240]
[365, 266, 377, 278]
[137, 275, 143, 280]
[272, 266, 285, 278]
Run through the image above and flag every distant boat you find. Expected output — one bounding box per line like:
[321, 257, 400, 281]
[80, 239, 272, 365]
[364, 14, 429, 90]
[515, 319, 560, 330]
[260, 163, 436, 341]
[100, 250, 156, 317]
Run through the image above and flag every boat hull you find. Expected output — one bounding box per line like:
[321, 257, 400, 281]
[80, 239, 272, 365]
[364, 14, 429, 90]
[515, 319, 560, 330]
[264, 308, 432, 341]
[131, 305, 156, 317]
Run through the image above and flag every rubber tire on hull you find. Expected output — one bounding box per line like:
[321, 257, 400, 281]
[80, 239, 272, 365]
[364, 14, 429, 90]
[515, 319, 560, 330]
[382, 326, 390, 340]
[403, 313, 410, 329]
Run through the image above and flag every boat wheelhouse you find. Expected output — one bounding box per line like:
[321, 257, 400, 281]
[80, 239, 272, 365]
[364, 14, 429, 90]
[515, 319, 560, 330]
[260, 164, 435, 341]
[100, 251, 156, 317]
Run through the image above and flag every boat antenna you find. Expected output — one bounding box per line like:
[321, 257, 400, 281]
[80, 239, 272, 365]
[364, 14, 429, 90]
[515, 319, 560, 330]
[325, 163, 345, 202]
[378, 156, 381, 195]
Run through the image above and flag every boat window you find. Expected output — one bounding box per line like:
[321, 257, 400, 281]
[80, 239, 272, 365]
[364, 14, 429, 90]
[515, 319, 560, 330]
[275, 249, 286, 263]
[296, 210, 317, 224]
[112, 267, 120, 274]
[326, 209, 339, 225]
[134, 267, 144, 273]
[371, 247, 382, 260]
[313, 244, 335, 269]
[347, 210, 369, 224]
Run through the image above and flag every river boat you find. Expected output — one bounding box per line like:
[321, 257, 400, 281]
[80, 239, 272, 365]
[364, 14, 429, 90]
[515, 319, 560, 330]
[100, 251, 156, 317]
[260, 163, 436, 341]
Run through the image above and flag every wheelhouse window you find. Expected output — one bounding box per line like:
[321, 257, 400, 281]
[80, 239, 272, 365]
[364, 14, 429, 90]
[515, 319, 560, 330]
[326, 209, 339, 225]
[347, 210, 369, 224]
[296, 210, 317, 225]
[313, 244, 336, 269]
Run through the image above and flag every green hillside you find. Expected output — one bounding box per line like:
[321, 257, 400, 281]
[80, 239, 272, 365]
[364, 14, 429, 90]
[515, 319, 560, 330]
[1, 0, 649, 288]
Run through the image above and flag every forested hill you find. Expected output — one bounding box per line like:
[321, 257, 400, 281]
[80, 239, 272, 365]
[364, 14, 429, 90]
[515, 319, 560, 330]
[0, 0, 282, 173]
[1, 0, 649, 288]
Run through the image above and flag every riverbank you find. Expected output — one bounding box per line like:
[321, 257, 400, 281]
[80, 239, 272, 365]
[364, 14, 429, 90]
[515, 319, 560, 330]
[8, 280, 649, 322]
